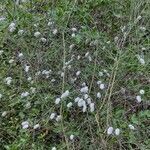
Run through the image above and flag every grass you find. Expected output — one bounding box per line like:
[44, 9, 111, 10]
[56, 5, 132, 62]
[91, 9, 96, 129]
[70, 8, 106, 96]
[0, 0, 150, 150]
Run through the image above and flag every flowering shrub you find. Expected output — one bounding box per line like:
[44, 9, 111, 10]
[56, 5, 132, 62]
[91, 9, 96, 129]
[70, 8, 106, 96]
[0, 0, 149, 149]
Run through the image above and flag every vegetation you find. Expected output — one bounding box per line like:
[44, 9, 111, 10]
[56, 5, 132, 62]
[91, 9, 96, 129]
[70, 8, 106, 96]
[0, 0, 150, 149]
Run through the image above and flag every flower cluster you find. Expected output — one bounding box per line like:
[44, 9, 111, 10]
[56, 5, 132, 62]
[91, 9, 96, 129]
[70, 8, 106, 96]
[8, 22, 16, 32]
[136, 89, 145, 103]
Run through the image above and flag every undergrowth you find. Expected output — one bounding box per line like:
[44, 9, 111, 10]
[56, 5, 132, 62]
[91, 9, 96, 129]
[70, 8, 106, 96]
[0, 0, 150, 150]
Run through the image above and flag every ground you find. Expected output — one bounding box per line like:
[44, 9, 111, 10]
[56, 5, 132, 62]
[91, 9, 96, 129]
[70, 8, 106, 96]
[0, 0, 150, 150]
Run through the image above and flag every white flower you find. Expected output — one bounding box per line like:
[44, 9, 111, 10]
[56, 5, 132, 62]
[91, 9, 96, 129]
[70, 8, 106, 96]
[80, 86, 88, 93]
[142, 47, 146, 50]
[55, 98, 61, 104]
[0, 93, 2, 98]
[71, 28, 77, 32]
[41, 37, 47, 43]
[88, 56, 92, 61]
[48, 21, 53, 26]
[21, 92, 29, 98]
[82, 104, 87, 112]
[51, 79, 56, 82]
[84, 94, 88, 99]
[71, 33, 75, 37]
[139, 89, 145, 95]
[77, 99, 85, 107]
[53, 29, 58, 35]
[27, 77, 32, 81]
[106, 72, 110, 77]
[137, 55, 145, 65]
[74, 97, 80, 103]
[99, 84, 105, 90]
[106, 41, 110, 44]
[98, 71, 104, 77]
[85, 39, 89, 44]
[9, 59, 14, 64]
[22, 124, 29, 129]
[68, 65, 71, 70]
[87, 98, 91, 104]
[22, 0, 28, 3]
[128, 124, 135, 130]
[33, 124, 40, 129]
[31, 81, 34, 84]
[6, 80, 12, 85]
[97, 92, 101, 98]
[50, 113, 56, 120]
[136, 95, 142, 103]
[24, 65, 30, 72]
[30, 87, 36, 93]
[18, 30, 24, 35]
[82, 82, 86, 87]
[0, 50, 4, 55]
[107, 127, 113, 135]
[5, 77, 12, 85]
[114, 36, 119, 42]
[51, 147, 56, 150]
[135, 15, 142, 23]
[69, 44, 75, 50]
[21, 121, 29, 129]
[0, 17, 5, 22]
[67, 102, 73, 108]
[85, 52, 89, 57]
[8, 22, 16, 32]
[90, 103, 95, 112]
[25, 102, 31, 109]
[140, 27, 146, 31]
[33, 23, 38, 27]
[5, 77, 12, 81]
[9, 26, 16, 32]
[56, 115, 61, 122]
[103, 69, 108, 73]
[139, 58, 145, 65]
[70, 134, 74, 140]
[115, 128, 120, 136]
[2, 111, 7, 117]
[97, 81, 102, 85]
[61, 72, 64, 77]
[21, 121, 29, 126]
[34, 31, 41, 37]
[42, 70, 50, 75]
[121, 26, 126, 32]
[137, 15, 142, 20]
[77, 55, 81, 60]
[65, 60, 71, 66]
[18, 53, 23, 58]
[102, 46, 105, 49]
[46, 70, 51, 74]
[71, 78, 77, 83]
[76, 71, 81, 76]
[61, 90, 69, 99]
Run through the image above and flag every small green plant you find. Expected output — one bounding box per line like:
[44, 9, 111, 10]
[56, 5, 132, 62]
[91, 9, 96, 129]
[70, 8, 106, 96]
[0, 0, 149, 149]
